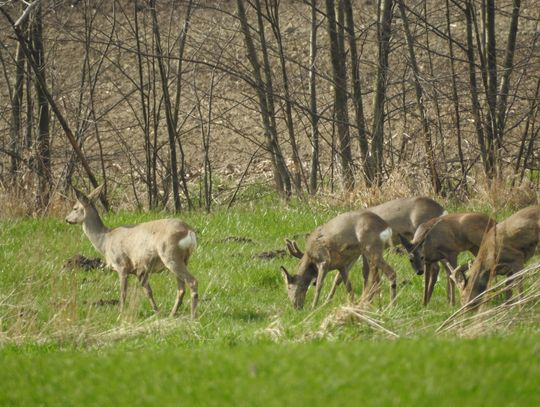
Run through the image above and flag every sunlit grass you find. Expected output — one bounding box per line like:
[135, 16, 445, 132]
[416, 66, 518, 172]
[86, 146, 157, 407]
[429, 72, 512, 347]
[1, 194, 539, 404]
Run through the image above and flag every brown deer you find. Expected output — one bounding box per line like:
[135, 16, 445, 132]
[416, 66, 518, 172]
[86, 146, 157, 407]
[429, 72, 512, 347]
[280, 211, 396, 309]
[451, 205, 540, 309]
[287, 197, 446, 300]
[65, 185, 199, 318]
[368, 197, 446, 243]
[400, 213, 496, 306]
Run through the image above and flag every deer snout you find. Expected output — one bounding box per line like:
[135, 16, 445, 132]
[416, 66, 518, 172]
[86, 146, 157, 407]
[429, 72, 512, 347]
[65, 215, 78, 225]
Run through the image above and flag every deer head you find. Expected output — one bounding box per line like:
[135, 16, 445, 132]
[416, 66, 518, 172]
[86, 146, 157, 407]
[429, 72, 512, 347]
[280, 258, 316, 309]
[65, 185, 104, 224]
[399, 234, 425, 275]
[448, 262, 471, 306]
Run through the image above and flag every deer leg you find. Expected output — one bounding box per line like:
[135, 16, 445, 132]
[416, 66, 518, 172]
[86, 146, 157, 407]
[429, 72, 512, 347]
[425, 263, 440, 306]
[312, 264, 328, 308]
[327, 273, 342, 302]
[362, 257, 381, 304]
[326, 262, 354, 302]
[362, 254, 370, 288]
[339, 263, 355, 302]
[422, 265, 431, 306]
[496, 253, 524, 303]
[165, 258, 198, 319]
[118, 271, 129, 313]
[379, 259, 397, 304]
[137, 272, 159, 313]
[443, 257, 457, 306]
[170, 276, 186, 317]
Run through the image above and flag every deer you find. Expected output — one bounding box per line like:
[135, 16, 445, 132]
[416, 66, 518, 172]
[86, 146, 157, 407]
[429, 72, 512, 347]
[280, 211, 396, 309]
[286, 197, 446, 301]
[399, 212, 496, 306]
[65, 185, 199, 319]
[451, 205, 540, 310]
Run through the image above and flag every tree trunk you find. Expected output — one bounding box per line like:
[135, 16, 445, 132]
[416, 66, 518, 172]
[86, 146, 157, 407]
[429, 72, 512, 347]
[31, 3, 51, 209]
[371, 0, 393, 185]
[398, 0, 440, 194]
[267, 0, 305, 192]
[464, 0, 493, 179]
[445, 0, 467, 190]
[236, 0, 291, 197]
[496, 0, 521, 141]
[134, 0, 156, 209]
[344, 0, 373, 186]
[309, 0, 320, 194]
[485, 0, 499, 175]
[325, 0, 354, 190]
[150, 0, 181, 212]
[10, 37, 25, 183]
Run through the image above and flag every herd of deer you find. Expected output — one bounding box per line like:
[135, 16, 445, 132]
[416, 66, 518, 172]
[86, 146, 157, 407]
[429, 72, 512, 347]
[65, 186, 540, 319]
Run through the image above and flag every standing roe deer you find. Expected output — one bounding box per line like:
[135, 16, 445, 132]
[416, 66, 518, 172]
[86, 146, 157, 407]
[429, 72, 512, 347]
[280, 211, 396, 309]
[451, 205, 540, 309]
[65, 185, 199, 318]
[400, 213, 496, 306]
[287, 197, 446, 300]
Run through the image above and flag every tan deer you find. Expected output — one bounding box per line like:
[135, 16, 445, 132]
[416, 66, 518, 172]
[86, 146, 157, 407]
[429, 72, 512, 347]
[451, 205, 540, 309]
[288, 197, 446, 300]
[280, 211, 396, 309]
[400, 213, 496, 306]
[65, 185, 199, 318]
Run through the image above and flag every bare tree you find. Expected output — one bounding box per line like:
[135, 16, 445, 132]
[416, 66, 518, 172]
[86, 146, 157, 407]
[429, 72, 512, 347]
[308, 0, 320, 194]
[371, 0, 393, 184]
[344, 0, 372, 185]
[236, 0, 292, 197]
[397, 0, 440, 193]
[325, 0, 354, 190]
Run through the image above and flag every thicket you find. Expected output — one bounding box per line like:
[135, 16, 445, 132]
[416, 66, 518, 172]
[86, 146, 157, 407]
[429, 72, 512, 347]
[1, 0, 539, 214]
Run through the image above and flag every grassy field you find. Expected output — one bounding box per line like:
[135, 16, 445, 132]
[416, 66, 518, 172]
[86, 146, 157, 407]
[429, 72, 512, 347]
[1, 192, 539, 405]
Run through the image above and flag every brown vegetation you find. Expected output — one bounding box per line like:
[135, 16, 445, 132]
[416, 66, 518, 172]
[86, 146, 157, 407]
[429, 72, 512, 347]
[0, 0, 539, 212]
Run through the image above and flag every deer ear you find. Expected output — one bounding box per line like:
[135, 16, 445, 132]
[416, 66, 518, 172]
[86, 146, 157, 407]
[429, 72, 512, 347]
[399, 234, 415, 253]
[72, 186, 90, 205]
[280, 266, 293, 285]
[87, 184, 105, 203]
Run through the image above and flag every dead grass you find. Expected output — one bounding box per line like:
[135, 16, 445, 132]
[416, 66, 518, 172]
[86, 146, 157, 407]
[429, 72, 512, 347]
[470, 177, 538, 212]
[436, 261, 540, 337]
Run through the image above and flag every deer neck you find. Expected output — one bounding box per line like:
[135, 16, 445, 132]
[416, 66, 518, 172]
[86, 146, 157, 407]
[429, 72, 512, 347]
[298, 257, 317, 285]
[82, 206, 110, 255]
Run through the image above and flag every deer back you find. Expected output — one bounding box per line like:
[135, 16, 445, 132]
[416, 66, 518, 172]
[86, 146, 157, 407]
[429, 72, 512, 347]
[369, 197, 445, 240]
[104, 219, 195, 272]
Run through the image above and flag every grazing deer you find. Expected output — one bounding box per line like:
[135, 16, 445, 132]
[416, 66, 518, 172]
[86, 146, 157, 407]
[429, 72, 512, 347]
[65, 185, 199, 318]
[290, 197, 446, 300]
[400, 213, 496, 306]
[280, 211, 396, 309]
[451, 205, 540, 309]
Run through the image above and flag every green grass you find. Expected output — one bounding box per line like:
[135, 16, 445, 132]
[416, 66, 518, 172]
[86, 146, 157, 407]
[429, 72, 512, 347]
[1, 195, 539, 405]
[1, 336, 539, 406]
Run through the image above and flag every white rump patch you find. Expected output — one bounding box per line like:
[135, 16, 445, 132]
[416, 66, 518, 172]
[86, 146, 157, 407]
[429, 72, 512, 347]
[442, 210, 449, 216]
[178, 230, 197, 250]
[379, 227, 393, 244]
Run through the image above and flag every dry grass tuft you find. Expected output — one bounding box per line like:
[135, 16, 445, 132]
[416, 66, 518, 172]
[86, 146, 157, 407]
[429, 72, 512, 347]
[436, 261, 540, 337]
[0, 187, 71, 219]
[470, 177, 538, 212]
[257, 315, 285, 341]
[346, 165, 441, 209]
[319, 301, 400, 338]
